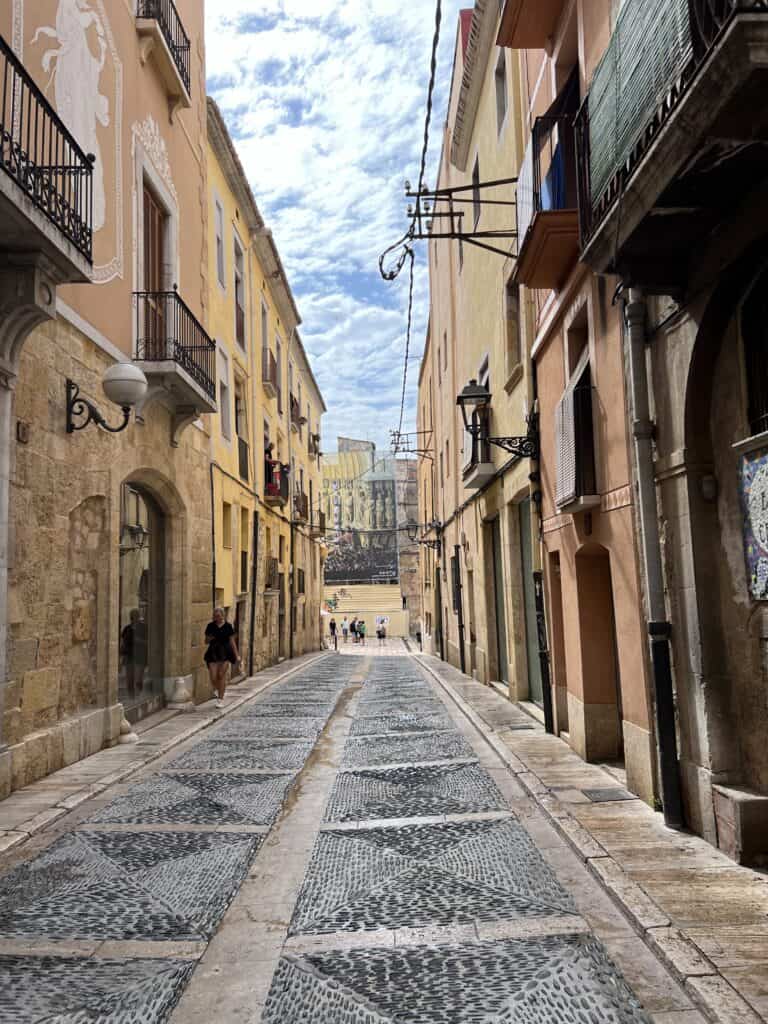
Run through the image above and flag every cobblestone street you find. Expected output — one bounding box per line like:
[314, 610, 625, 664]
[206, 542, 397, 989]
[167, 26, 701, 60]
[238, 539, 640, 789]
[0, 653, 712, 1022]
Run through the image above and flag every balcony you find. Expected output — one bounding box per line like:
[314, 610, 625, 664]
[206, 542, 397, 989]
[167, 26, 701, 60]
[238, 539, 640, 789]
[289, 393, 306, 433]
[311, 510, 326, 539]
[576, 0, 768, 288]
[136, 0, 191, 116]
[133, 289, 217, 437]
[514, 114, 579, 290]
[308, 431, 321, 458]
[555, 376, 599, 513]
[0, 35, 93, 281]
[498, 0, 566, 48]
[294, 491, 309, 523]
[264, 460, 289, 508]
[237, 436, 249, 482]
[262, 348, 278, 398]
[462, 414, 496, 490]
[264, 555, 279, 591]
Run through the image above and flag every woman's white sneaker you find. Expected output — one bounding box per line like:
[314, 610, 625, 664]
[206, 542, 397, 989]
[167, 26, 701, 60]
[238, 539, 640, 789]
[215, 699, 224, 709]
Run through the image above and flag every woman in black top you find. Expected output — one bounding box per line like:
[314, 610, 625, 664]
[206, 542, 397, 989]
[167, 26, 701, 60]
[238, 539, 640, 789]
[204, 607, 240, 708]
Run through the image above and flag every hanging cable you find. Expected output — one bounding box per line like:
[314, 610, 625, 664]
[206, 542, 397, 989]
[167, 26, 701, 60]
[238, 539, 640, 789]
[379, 0, 443, 437]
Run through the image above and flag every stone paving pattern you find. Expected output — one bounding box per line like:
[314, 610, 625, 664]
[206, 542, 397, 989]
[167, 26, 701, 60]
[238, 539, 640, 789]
[0, 653, 727, 1022]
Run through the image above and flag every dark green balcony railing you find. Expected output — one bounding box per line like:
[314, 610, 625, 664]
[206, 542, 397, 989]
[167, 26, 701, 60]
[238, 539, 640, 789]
[576, 0, 768, 244]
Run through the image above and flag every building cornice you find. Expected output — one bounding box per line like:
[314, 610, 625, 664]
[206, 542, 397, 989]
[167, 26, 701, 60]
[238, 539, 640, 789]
[450, 0, 498, 172]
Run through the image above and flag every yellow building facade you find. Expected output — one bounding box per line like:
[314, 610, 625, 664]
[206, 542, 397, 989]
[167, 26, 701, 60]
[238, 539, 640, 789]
[207, 100, 325, 671]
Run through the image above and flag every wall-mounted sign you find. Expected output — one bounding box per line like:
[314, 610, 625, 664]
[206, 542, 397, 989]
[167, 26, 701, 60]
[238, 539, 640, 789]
[740, 448, 768, 599]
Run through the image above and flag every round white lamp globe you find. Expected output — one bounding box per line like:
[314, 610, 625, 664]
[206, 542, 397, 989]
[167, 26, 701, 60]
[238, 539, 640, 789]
[102, 362, 148, 409]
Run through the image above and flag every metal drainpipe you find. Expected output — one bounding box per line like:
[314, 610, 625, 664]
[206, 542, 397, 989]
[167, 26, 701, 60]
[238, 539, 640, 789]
[209, 463, 217, 611]
[454, 544, 466, 675]
[248, 509, 259, 677]
[289, 519, 295, 660]
[624, 288, 684, 831]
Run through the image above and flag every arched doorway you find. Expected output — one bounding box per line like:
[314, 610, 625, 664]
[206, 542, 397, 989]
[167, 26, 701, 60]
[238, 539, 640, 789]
[118, 483, 166, 719]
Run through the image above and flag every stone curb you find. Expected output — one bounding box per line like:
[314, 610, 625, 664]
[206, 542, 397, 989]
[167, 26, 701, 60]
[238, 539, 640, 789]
[0, 651, 331, 857]
[416, 654, 764, 1024]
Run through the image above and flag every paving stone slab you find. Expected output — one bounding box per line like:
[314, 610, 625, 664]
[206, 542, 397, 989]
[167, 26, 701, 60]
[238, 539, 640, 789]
[0, 954, 195, 1024]
[242, 701, 336, 718]
[324, 762, 508, 822]
[214, 716, 326, 739]
[166, 739, 313, 772]
[290, 817, 575, 935]
[262, 935, 652, 1023]
[353, 696, 447, 716]
[350, 711, 456, 736]
[85, 772, 294, 827]
[342, 732, 475, 768]
[0, 830, 261, 941]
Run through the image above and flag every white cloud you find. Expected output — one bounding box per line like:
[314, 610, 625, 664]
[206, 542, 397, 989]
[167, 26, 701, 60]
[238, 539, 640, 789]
[206, 0, 465, 450]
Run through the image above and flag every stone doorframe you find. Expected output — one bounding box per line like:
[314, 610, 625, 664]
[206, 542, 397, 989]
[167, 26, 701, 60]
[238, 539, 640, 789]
[0, 255, 61, 750]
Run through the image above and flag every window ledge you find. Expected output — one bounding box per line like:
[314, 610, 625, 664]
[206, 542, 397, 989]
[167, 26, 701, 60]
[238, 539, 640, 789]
[556, 494, 601, 514]
[503, 362, 524, 394]
[732, 430, 768, 457]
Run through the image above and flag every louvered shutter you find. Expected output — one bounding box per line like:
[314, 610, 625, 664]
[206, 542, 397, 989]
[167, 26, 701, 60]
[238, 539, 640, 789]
[555, 385, 577, 508]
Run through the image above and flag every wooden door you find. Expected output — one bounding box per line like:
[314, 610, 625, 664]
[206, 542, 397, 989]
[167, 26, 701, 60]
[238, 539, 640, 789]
[143, 184, 166, 359]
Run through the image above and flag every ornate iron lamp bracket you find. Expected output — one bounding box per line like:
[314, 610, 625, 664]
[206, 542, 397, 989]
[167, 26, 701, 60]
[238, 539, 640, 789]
[66, 379, 131, 434]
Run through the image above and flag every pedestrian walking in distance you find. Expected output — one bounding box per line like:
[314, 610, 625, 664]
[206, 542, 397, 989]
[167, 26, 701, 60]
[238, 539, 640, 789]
[329, 617, 337, 649]
[377, 623, 386, 647]
[358, 620, 367, 646]
[341, 616, 349, 643]
[204, 607, 240, 709]
[350, 617, 358, 644]
[120, 608, 147, 699]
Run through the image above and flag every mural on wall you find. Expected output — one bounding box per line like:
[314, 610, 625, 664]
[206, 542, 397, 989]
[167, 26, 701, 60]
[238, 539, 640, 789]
[323, 463, 399, 584]
[16, 0, 124, 281]
[740, 448, 768, 599]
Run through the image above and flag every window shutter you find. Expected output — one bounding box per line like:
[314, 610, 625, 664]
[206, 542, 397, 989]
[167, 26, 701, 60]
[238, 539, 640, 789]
[555, 385, 577, 508]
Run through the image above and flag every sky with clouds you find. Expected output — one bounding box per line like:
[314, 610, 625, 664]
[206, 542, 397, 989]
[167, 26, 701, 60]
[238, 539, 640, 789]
[205, 0, 466, 453]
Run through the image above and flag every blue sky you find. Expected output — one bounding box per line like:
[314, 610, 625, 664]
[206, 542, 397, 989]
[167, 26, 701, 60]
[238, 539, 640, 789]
[205, 0, 466, 452]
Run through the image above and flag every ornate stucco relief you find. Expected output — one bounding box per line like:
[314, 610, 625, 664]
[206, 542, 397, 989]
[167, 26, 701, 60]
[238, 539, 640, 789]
[14, 0, 124, 283]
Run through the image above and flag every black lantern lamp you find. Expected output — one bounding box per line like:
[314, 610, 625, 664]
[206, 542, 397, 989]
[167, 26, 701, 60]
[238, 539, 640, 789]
[456, 379, 539, 460]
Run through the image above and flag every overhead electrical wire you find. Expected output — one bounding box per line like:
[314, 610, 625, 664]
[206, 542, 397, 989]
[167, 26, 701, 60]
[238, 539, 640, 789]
[379, 0, 443, 438]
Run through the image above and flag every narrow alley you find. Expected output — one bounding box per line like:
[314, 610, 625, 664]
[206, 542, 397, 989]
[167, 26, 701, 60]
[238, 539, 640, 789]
[3, 651, 756, 1023]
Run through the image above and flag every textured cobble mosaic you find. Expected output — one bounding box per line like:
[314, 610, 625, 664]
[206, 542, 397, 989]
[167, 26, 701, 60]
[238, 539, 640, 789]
[243, 700, 336, 717]
[324, 762, 508, 822]
[87, 771, 293, 826]
[354, 696, 447, 717]
[0, 830, 260, 941]
[263, 936, 651, 1023]
[0, 954, 195, 1024]
[215, 715, 326, 739]
[350, 711, 456, 736]
[341, 732, 475, 768]
[166, 738, 313, 771]
[290, 817, 575, 934]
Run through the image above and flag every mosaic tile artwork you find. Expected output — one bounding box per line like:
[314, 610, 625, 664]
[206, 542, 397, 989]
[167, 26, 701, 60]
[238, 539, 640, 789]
[324, 762, 508, 822]
[291, 817, 575, 934]
[0, 830, 261, 941]
[350, 711, 456, 736]
[87, 771, 293, 826]
[341, 732, 475, 768]
[166, 738, 313, 771]
[215, 715, 326, 739]
[0, 954, 195, 1024]
[262, 935, 652, 1024]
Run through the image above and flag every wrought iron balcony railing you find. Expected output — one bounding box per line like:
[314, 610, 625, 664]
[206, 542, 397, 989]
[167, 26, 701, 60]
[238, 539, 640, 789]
[294, 491, 309, 522]
[133, 289, 216, 400]
[576, 0, 768, 246]
[0, 35, 94, 261]
[289, 393, 303, 430]
[517, 115, 578, 245]
[136, 0, 191, 95]
[264, 460, 289, 505]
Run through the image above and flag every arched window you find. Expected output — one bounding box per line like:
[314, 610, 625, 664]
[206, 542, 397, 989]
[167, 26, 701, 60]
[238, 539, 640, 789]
[741, 269, 768, 436]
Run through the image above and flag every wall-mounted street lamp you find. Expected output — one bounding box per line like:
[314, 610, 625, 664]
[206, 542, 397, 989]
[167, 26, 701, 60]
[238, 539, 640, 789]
[66, 363, 148, 435]
[456, 379, 539, 460]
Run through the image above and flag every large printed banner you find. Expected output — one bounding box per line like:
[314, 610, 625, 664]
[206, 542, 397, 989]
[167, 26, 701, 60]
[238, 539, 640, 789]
[323, 466, 398, 584]
[741, 447, 768, 600]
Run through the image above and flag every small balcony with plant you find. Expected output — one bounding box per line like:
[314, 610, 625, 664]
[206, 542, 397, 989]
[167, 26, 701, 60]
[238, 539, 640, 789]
[264, 459, 289, 508]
